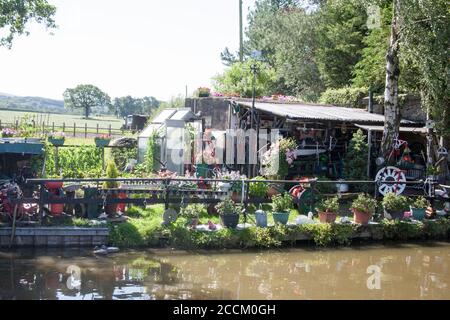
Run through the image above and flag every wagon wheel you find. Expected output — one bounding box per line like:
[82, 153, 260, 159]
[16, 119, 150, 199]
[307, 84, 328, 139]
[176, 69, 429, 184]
[375, 166, 406, 196]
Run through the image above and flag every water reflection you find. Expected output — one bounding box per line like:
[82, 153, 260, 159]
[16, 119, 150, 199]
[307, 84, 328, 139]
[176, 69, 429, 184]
[0, 243, 449, 300]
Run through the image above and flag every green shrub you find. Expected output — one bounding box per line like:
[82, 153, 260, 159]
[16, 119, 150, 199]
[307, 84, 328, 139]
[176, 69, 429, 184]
[271, 193, 293, 212]
[249, 176, 269, 198]
[215, 197, 242, 215]
[180, 204, 205, 219]
[343, 130, 368, 190]
[412, 196, 428, 209]
[319, 86, 368, 108]
[382, 192, 410, 212]
[351, 193, 377, 214]
[316, 196, 339, 213]
[103, 160, 119, 189]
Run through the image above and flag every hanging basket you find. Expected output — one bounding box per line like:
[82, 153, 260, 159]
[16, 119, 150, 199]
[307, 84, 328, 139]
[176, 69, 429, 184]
[95, 138, 111, 147]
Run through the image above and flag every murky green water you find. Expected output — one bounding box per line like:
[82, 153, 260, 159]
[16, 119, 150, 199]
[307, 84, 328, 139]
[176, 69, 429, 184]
[0, 243, 449, 300]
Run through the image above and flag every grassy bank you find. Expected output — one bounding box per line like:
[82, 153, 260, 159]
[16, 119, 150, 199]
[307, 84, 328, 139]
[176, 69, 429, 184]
[107, 205, 450, 249]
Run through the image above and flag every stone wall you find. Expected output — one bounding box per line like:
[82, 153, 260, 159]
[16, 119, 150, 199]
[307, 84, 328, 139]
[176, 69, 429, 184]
[185, 97, 230, 130]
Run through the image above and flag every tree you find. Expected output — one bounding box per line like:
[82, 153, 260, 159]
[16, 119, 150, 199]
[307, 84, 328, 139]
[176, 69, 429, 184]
[63, 84, 111, 119]
[113, 96, 160, 117]
[344, 129, 369, 190]
[212, 59, 276, 98]
[0, 0, 57, 48]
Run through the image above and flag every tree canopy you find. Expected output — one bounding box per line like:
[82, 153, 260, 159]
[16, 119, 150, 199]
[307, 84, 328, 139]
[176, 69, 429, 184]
[63, 84, 111, 119]
[0, 0, 56, 48]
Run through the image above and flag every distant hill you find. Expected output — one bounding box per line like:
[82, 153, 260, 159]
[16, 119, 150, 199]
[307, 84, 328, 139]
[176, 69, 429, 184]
[0, 93, 65, 113]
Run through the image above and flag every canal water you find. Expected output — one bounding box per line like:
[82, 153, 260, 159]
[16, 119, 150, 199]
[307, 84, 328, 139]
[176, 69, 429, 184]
[0, 243, 449, 300]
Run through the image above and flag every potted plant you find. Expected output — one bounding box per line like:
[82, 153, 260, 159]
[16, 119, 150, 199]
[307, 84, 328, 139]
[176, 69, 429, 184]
[350, 193, 377, 225]
[197, 87, 211, 97]
[410, 196, 428, 221]
[95, 134, 112, 147]
[215, 197, 242, 228]
[316, 196, 339, 223]
[271, 193, 293, 225]
[249, 176, 269, 200]
[102, 160, 119, 216]
[48, 132, 65, 146]
[180, 204, 203, 228]
[1, 128, 17, 138]
[382, 192, 410, 220]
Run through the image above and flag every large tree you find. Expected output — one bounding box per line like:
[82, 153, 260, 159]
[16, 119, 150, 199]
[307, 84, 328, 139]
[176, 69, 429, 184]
[63, 84, 111, 119]
[113, 96, 160, 118]
[0, 0, 56, 48]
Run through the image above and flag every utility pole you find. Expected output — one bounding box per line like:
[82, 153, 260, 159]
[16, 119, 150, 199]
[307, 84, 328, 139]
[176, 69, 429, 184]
[239, 0, 244, 62]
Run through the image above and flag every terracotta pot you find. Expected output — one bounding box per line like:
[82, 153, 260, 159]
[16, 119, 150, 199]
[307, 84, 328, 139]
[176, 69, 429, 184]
[267, 186, 280, 198]
[117, 191, 127, 213]
[231, 192, 242, 203]
[352, 209, 372, 225]
[318, 211, 337, 223]
[45, 181, 64, 189]
[105, 194, 118, 216]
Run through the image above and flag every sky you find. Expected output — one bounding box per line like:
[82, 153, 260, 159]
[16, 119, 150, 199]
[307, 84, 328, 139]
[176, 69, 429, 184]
[0, 0, 255, 101]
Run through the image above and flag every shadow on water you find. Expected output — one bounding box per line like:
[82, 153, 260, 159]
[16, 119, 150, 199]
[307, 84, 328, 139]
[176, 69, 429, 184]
[0, 242, 449, 300]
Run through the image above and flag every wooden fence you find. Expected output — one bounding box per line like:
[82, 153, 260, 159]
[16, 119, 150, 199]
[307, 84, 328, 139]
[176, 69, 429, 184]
[0, 120, 134, 138]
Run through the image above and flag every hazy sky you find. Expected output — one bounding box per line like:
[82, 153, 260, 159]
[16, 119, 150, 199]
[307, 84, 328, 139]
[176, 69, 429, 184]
[0, 0, 255, 101]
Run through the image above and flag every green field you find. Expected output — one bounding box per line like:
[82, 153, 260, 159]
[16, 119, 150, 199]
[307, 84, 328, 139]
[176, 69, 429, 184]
[0, 109, 124, 130]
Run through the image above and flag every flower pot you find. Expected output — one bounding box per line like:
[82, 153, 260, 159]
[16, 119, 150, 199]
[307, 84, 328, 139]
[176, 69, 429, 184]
[318, 211, 337, 223]
[384, 208, 404, 220]
[410, 207, 426, 221]
[231, 192, 242, 203]
[255, 210, 267, 228]
[267, 186, 280, 198]
[273, 211, 290, 225]
[105, 194, 118, 216]
[220, 214, 239, 228]
[48, 138, 65, 146]
[95, 138, 111, 147]
[117, 191, 127, 213]
[352, 209, 372, 225]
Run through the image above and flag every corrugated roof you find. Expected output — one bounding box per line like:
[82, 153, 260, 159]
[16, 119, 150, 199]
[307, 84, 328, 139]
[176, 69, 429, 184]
[355, 124, 427, 133]
[235, 100, 415, 124]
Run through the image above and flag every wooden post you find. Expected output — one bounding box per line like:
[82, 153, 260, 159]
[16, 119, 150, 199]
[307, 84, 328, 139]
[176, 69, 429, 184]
[85, 123, 87, 138]
[108, 124, 112, 136]
[62, 122, 65, 132]
[73, 123, 76, 137]
[52, 122, 55, 132]
[96, 123, 99, 134]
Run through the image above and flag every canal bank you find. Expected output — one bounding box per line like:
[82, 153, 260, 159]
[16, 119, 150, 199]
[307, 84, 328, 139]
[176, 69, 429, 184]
[1, 218, 449, 249]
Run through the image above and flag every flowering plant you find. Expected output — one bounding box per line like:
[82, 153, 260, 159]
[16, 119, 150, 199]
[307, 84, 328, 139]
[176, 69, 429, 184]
[261, 137, 297, 179]
[217, 170, 247, 193]
[48, 131, 65, 139]
[1, 128, 17, 137]
[96, 134, 112, 139]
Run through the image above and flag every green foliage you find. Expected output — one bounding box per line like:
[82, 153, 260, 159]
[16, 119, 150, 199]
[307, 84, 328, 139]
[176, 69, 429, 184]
[271, 193, 293, 212]
[319, 86, 368, 108]
[63, 84, 111, 119]
[382, 192, 410, 212]
[315, 1, 368, 89]
[212, 59, 276, 98]
[144, 130, 160, 173]
[380, 219, 424, 240]
[423, 219, 450, 239]
[411, 196, 428, 209]
[45, 144, 103, 178]
[315, 176, 337, 194]
[343, 129, 368, 188]
[0, 0, 56, 48]
[103, 160, 119, 189]
[300, 223, 356, 246]
[108, 218, 164, 247]
[113, 96, 160, 118]
[351, 193, 377, 214]
[249, 176, 269, 198]
[111, 145, 137, 172]
[180, 204, 206, 219]
[316, 196, 339, 213]
[215, 197, 242, 216]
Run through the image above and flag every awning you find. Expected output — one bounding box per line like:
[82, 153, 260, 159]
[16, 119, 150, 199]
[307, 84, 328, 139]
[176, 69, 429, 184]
[355, 124, 427, 134]
[0, 139, 44, 155]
